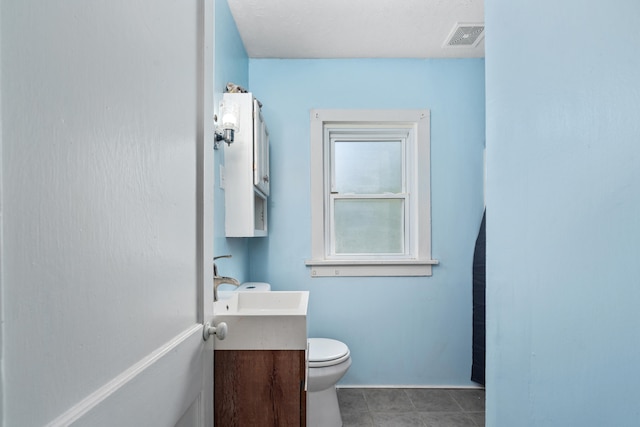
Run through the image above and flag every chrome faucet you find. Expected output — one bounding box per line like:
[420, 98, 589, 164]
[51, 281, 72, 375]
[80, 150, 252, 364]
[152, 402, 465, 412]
[213, 255, 240, 301]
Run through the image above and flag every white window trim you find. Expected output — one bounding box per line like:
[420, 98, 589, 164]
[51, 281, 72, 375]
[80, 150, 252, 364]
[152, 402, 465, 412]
[328, 128, 411, 259]
[306, 109, 438, 277]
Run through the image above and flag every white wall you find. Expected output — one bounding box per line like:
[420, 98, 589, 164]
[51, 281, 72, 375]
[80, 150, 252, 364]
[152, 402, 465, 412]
[486, 0, 640, 425]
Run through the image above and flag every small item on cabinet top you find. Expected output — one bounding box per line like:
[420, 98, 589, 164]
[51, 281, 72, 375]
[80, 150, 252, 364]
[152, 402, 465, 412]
[225, 82, 263, 107]
[225, 82, 247, 93]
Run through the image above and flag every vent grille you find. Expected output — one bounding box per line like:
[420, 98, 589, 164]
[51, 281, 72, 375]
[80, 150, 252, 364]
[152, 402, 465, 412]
[444, 23, 485, 48]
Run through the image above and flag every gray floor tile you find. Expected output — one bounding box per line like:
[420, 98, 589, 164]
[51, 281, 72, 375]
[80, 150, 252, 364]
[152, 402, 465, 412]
[342, 411, 375, 427]
[338, 388, 370, 413]
[420, 412, 476, 427]
[405, 389, 463, 412]
[466, 412, 485, 426]
[448, 389, 485, 412]
[364, 389, 414, 412]
[372, 411, 425, 427]
[340, 388, 485, 427]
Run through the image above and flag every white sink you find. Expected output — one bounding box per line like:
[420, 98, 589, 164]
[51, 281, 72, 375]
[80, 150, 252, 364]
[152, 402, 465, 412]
[222, 291, 308, 314]
[213, 291, 308, 350]
[216, 281, 271, 300]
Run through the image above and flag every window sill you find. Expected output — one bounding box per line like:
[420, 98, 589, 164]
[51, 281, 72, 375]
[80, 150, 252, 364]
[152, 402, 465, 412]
[304, 259, 439, 277]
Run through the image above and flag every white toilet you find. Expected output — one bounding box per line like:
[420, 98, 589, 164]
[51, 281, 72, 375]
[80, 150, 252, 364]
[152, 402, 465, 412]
[307, 337, 352, 427]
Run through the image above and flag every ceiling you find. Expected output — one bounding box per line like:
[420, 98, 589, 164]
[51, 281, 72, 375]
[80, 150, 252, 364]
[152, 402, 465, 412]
[226, 0, 485, 59]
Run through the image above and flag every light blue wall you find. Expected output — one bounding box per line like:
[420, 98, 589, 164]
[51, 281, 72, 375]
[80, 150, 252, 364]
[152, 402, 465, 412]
[248, 59, 485, 385]
[486, 0, 640, 425]
[213, 0, 250, 281]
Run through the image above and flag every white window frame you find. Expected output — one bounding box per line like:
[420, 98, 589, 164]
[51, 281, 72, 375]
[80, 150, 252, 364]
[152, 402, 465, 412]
[306, 109, 438, 277]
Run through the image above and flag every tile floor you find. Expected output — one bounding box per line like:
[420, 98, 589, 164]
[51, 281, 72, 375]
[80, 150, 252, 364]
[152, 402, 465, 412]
[337, 388, 485, 427]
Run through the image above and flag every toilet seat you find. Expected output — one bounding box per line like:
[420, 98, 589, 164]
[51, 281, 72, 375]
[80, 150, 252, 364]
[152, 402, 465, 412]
[308, 338, 350, 368]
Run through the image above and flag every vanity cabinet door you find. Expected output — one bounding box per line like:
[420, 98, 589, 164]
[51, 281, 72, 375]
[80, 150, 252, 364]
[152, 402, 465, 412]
[214, 350, 306, 426]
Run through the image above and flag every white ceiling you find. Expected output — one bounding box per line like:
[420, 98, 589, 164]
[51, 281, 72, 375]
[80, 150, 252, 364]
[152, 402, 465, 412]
[226, 0, 484, 59]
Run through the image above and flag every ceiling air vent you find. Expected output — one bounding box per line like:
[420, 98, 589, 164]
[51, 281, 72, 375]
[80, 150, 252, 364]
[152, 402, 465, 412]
[444, 23, 485, 48]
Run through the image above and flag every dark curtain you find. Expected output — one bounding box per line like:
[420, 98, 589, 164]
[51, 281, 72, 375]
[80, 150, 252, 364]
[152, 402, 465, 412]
[471, 209, 486, 385]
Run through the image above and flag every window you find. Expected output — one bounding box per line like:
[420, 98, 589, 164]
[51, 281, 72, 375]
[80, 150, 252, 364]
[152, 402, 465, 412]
[306, 109, 438, 277]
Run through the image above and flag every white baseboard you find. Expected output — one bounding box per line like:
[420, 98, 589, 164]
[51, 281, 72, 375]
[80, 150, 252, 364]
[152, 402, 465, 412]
[336, 384, 485, 390]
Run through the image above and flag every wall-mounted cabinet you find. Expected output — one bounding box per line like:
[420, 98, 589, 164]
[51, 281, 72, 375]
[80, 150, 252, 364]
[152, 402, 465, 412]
[223, 92, 269, 237]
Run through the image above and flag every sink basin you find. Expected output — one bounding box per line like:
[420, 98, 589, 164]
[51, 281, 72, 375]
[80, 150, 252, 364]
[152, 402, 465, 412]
[216, 281, 271, 300]
[213, 291, 308, 350]
[223, 291, 307, 314]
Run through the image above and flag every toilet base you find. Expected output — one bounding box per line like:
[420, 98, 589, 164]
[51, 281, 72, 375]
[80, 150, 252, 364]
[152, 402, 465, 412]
[307, 386, 342, 427]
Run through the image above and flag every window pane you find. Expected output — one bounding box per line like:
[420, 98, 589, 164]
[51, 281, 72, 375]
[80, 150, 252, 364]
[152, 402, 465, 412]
[334, 199, 404, 254]
[334, 140, 402, 194]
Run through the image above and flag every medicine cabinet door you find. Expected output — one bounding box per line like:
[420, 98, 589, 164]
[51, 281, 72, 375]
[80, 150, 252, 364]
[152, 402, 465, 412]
[253, 99, 270, 196]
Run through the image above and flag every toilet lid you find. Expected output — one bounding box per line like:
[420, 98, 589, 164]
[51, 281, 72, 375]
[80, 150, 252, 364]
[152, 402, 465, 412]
[308, 338, 350, 367]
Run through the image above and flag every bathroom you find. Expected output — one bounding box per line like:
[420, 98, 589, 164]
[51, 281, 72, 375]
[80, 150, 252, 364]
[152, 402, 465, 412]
[212, 0, 485, 424]
[2, 0, 640, 426]
[213, 0, 640, 425]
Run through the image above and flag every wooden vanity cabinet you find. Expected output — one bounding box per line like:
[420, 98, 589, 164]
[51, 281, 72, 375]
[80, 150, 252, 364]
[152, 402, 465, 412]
[214, 350, 306, 426]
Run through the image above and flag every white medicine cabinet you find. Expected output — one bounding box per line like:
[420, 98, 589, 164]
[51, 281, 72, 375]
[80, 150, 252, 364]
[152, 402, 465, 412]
[222, 92, 269, 237]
